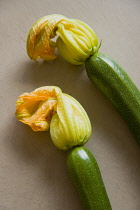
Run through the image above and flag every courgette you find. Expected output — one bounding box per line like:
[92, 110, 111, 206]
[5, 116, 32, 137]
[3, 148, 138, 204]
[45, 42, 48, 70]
[67, 146, 112, 210]
[86, 52, 140, 144]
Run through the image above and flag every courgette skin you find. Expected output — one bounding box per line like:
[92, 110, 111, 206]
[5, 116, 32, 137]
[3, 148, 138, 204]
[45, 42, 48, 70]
[86, 52, 140, 144]
[67, 146, 112, 210]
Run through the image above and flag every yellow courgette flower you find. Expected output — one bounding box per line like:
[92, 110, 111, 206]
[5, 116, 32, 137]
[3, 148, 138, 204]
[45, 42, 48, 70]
[15, 86, 92, 150]
[26, 14, 98, 64]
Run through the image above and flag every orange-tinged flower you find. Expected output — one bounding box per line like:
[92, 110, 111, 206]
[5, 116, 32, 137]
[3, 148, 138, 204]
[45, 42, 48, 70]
[15, 86, 92, 150]
[26, 14, 98, 64]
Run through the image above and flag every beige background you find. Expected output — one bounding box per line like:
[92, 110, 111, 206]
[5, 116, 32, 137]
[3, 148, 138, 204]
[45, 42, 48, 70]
[0, 0, 140, 209]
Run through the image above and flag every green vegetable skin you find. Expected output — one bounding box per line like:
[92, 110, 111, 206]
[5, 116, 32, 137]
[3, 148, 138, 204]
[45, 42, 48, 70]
[86, 52, 140, 144]
[67, 146, 112, 210]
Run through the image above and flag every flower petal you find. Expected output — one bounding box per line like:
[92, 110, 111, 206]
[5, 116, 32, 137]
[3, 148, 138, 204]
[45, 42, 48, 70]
[26, 14, 67, 60]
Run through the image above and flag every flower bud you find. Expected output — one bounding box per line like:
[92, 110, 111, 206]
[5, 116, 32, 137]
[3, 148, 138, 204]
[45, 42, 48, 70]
[26, 14, 98, 64]
[50, 93, 92, 150]
[56, 19, 98, 65]
[15, 86, 92, 150]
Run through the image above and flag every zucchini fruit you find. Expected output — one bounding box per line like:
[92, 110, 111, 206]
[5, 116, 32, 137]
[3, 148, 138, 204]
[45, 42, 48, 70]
[86, 52, 140, 144]
[67, 146, 112, 210]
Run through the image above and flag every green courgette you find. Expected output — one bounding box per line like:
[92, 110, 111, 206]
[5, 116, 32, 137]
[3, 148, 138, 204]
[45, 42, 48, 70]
[85, 52, 140, 144]
[67, 146, 112, 210]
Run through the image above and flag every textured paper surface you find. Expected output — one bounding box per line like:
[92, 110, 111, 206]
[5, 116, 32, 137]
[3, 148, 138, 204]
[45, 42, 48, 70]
[0, 0, 140, 209]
